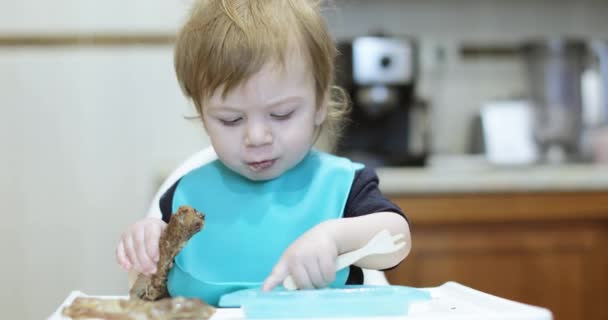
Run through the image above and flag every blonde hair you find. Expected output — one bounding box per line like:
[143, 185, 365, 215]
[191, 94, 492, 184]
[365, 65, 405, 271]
[174, 0, 350, 139]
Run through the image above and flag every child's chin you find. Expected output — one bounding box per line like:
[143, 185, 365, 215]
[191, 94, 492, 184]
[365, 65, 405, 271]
[242, 168, 282, 182]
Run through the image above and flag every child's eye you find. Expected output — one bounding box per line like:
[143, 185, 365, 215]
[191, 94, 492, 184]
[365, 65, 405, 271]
[220, 117, 242, 126]
[270, 111, 294, 120]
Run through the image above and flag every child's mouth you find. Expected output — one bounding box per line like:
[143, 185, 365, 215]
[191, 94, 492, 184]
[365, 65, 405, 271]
[247, 159, 277, 171]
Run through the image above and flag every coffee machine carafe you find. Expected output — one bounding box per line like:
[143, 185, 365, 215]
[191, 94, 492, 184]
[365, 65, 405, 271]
[522, 39, 587, 162]
[335, 35, 429, 167]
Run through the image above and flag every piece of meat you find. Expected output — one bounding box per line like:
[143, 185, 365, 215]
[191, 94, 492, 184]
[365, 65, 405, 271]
[62, 296, 215, 320]
[130, 205, 205, 301]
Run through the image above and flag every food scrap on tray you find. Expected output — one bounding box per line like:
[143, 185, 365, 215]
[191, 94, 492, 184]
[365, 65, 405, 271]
[62, 296, 215, 320]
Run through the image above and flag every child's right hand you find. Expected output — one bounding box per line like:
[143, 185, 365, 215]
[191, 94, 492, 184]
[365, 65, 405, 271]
[116, 217, 167, 276]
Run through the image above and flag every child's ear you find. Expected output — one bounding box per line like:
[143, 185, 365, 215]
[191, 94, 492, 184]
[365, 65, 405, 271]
[314, 95, 329, 126]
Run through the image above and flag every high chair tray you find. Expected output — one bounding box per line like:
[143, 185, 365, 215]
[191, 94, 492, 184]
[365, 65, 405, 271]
[49, 281, 552, 320]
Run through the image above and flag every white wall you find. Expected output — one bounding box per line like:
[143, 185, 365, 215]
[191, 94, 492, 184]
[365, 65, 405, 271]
[1, 1, 608, 319]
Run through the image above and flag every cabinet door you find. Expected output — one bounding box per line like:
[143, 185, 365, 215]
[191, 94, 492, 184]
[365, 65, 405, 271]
[386, 223, 608, 320]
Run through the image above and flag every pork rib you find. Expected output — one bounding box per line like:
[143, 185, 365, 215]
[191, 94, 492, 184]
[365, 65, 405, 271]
[129, 205, 205, 300]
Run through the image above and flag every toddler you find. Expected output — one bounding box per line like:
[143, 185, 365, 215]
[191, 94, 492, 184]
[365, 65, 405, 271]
[116, 0, 411, 306]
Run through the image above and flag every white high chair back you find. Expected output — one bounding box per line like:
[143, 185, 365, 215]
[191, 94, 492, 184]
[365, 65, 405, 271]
[146, 146, 389, 286]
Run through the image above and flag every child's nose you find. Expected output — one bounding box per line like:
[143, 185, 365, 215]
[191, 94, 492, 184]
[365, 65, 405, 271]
[244, 122, 273, 147]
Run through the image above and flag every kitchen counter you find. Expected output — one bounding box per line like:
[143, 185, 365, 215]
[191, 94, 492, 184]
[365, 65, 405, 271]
[376, 157, 608, 320]
[377, 161, 608, 195]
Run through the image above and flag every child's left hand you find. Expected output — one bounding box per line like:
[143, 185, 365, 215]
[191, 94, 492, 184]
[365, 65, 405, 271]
[262, 221, 338, 291]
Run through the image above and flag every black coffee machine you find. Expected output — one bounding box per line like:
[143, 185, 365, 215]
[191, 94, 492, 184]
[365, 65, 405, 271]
[335, 35, 429, 167]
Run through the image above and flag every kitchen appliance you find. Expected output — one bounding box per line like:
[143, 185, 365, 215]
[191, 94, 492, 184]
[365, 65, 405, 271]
[580, 40, 608, 163]
[521, 38, 608, 163]
[334, 35, 429, 167]
[584, 41, 608, 127]
[521, 38, 588, 163]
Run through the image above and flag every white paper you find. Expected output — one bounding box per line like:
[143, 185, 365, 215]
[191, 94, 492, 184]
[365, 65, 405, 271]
[481, 100, 539, 166]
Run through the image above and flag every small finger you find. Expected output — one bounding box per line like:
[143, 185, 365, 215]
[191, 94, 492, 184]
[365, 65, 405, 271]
[155, 222, 167, 261]
[305, 259, 326, 289]
[144, 225, 161, 265]
[318, 255, 336, 285]
[135, 228, 156, 274]
[116, 241, 131, 270]
[263, 262, 287, 291]
[123, 235, 143, 273]
[291, 264, 314, 290]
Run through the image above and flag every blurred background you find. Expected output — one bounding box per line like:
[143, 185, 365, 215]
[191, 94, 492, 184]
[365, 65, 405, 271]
[1, 1, 607, 319]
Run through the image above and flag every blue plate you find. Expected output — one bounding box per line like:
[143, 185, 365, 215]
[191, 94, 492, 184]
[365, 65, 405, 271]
[219, 285, 431, 318]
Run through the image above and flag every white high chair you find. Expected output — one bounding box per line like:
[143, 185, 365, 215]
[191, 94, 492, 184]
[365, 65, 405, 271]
[146, 146, 390, 286]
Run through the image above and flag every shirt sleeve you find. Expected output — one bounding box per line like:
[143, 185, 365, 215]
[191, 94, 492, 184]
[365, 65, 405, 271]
[159, 178, 181, 223]
[343, 166, 408, 273]
[343, 167, 407, 221]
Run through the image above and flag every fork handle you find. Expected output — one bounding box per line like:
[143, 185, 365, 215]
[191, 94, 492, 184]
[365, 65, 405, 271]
[335, 248, 368, 271]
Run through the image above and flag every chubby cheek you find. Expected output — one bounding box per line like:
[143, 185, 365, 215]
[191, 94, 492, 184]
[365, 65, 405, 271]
[280, 122, 316, 149]
[205, 124, 242, 162]
[212, 141, 244, 174]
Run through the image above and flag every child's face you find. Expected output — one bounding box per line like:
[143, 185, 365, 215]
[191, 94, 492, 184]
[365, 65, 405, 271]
[202, 51, 326, 181]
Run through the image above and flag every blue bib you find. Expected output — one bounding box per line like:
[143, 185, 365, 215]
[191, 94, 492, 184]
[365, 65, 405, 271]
[167, 150, 363, 305]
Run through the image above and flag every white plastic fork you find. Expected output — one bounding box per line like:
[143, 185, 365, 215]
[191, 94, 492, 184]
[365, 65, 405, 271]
[282, 229, 406, 291]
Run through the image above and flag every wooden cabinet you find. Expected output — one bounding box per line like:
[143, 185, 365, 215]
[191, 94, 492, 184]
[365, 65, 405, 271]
[386, 192, 608, 320]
